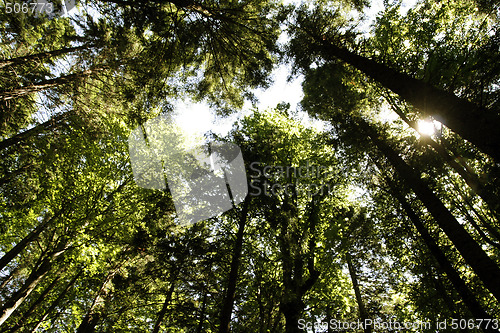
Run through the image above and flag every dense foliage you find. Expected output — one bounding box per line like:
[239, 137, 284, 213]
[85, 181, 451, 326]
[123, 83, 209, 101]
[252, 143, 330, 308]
[1, 0, 499, 332]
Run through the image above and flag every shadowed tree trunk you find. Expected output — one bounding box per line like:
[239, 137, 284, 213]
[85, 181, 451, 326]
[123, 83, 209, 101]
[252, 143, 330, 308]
[357, 117, 500, 302]
[308, 31, 500, 160]
[384, 91, 500, 219]
[0, 208, 63, 272]
[152, 277, 177, 333]
[384, 176, 499, 332]
[29, 270, 83, 333]
[278, 197, 320, 333]
[0, 45, 89, 69]
[7, 274, 62, 333]
[195, 288, 208, 333]
[0, 111, 70, 151]
[0, 67, 104, 101]
[218, 199, 250, 333]
[346, 252, 372, 333]
[76, 260, 125, 333]
[0, 240, 67, 327]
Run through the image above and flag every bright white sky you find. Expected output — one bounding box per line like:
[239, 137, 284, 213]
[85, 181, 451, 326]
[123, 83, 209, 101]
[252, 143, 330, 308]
[173, 0, 419, 139]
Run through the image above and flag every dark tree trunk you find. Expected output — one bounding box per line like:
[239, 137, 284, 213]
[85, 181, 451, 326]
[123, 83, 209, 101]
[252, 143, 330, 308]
[386, 178, 499, 332]
[0, 45, 89, 69]
[195, 290, 208, 333]
[218, 199, 249, 333]
[313, 35, 500, 160]
[279, 198, 320, 333]
[385, 92, 500, 217]
[0, 243, 66, 327]
[357, 117, 500, 302]
[346, 252, 372, 333]
[29, 270, 82, 333]
[7, 274, 61, 333]
[76, 261, 124, 333]
[0, 208, 63, 272]
[152, 279, 177, 333]
[0, 111, 70, 151]
[0, 67, 104, 101]
[429, 272, 459, 318]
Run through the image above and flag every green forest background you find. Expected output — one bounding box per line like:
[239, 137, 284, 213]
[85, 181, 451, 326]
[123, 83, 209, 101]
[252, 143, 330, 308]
[0, 0, 499, 332]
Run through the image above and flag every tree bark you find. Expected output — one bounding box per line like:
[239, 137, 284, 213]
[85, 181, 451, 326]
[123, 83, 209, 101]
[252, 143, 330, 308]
[76, 260, 124, 333]
[0, 45, 89, 69]
[218, 199, 249, 333]
[385, 92, 500, 217]
[7, 274, 61, 333]
[0, 265, 21, 289]
[279, 197, 320, 333]
[346, 252, 372, 333]
[312, 34, 500, 160]
[357, 117, 500, 302]
[195, 290, 208, 333]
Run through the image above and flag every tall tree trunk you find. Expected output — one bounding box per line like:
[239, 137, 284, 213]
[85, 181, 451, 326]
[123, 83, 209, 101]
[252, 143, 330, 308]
[0, 45, 89, 69]
[0, 111, 70, 151]
[29, 270, 82, 333]
[279, 197, 319, 333]
[429, 271, 459, 318]
[195, 289, 208, 333]
[346, 252, 372, 333]
[0, 265, 21, 289]
[76, 260, 124, 333]
[218, 199, 249, 333]
[7, 274, 62, 333]
[311, 33, 500, 160]
[0, 242, 66, 327]
[385, 91, 500, 217]
[152, 278, 177, 333]
[385, 177, 499, 332]
[0, 208, 63, 271]
[0, 67, 104, 101]
[357, 117, 500, 302]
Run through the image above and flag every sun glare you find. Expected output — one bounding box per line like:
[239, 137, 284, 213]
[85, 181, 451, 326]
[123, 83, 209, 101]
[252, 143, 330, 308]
[417, 119, 436, 136]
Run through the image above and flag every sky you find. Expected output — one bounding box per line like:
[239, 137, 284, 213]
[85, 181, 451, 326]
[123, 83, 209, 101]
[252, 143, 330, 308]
[173, 0, 419, 139]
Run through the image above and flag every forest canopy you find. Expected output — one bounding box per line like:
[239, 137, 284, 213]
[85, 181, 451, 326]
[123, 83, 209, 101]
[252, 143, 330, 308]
[0, 0, 499, 332]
